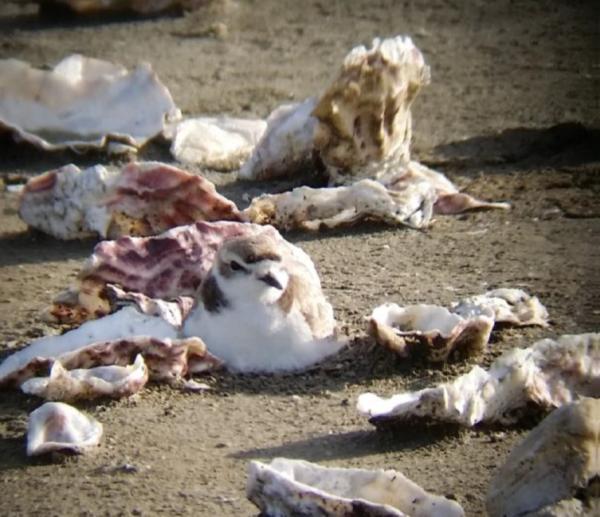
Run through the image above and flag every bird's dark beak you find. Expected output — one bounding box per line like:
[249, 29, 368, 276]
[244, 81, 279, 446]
[259, 273, 283, 290]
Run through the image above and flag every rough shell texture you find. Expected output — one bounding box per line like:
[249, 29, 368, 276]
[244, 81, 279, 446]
[357, 333, 599, 427]
[369, 303, 494, 362]
[451, 288, 550, 327]
[243, 178, 436, 230]
[313, 36, 430, 184]
[19, 161, 241, 240]
[0, 307, 222, 387]
[27, 402, 103, 456]
[170, 117, 267, 170]
[487, 398, 600, 517]
[0, 54, 178, 151]
[20, 354, 149, 401]
[243, 161, 509, 231]
[247, 458, 465, 517]
[239, 98, 318, 181]
[45, 221, 286, 325]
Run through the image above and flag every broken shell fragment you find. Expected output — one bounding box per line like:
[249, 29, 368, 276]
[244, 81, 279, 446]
[486, 397, 600, 517]
[19, 161, 241, 240]
[358, 333, 599, 427]
[0, 54, 179, 152]
[21, 354, 149, 401]
[247, 458, 465, 517]
[369, 303, 494, 362]
[27, 402, 103, 456]
[170, 116, 267, 170]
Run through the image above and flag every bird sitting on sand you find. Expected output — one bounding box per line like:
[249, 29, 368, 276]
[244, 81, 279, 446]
[182, 232, 343, 372]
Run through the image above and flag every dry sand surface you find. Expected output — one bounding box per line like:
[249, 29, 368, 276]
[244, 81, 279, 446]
[0, 1, 599, 515]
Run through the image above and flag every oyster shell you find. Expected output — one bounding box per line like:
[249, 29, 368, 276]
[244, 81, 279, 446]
[0, 307, 222, 387]
[369, 289, 549, 361]
[239, 98, 318, 181]
[170, 116, 267, 170]
[243, 177, 436, 230]
[21, 354, 149, 401]
[487, 398, 600, 516]
[358, 333, 599, 427]
[247, 458, 465, 517]
[27, 402, 103, 456]
[369, 304, 494, 362]
[19, 161, 241, 240]
[0, 55, 178, 152]
[451, 288, 550, 327]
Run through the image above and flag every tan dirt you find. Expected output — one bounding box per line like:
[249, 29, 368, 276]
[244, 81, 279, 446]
[0, 1, 598, 515]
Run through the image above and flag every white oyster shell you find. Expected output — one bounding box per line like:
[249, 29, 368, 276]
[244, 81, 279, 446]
[21, 354, 149, 401]
[369, 303, 494, 362]
[451, 288, 549, 327]
[239, 98, 318, 181]
[487, 397, 600, 517]
[358, 333, 599, 427]
[247, 458, 465, 517]
[0, 54, 179, 152]
[27, 402, 103, 456]
[170, 117, 267, 170]
[0, 306, 177, 386]
[243, 178, 436, 230]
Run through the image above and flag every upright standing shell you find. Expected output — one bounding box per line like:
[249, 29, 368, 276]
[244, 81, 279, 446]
[27, 402, 103, 456]
[486, 398, 600, 516]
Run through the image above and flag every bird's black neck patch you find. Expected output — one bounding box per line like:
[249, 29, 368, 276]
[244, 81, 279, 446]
[201, 274, 229, 313]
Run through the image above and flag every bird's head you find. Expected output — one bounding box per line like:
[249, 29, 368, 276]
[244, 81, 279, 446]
[214, 234, 289, 304]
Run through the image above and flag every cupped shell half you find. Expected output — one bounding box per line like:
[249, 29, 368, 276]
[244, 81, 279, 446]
[27, 402, 103, 456]
[0, 54, 179, 152]
[358, 333, 599, 427]
[247, 458, 465, 517]
[487, 397, 600, 516]
[21, 354, 149, 401]
[369, 303, 494, 362]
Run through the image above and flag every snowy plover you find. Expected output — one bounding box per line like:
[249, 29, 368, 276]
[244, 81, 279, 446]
[182, 232, 342, 372]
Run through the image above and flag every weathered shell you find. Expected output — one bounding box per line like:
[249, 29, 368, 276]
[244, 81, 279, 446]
[27, 402, 103, 456]
[0, 55, 179, 152]
[247, 458, 465, 517]
[358, 333, 599, 427]
[313, 36, 429, 185]
[21, 354, 149, 401]
[170, 117, 267, 170]
[243, 178, 436, 230]
[369, 303, 494, 362]
[487, 398, 600, 516]
[19, 161, 241, 240]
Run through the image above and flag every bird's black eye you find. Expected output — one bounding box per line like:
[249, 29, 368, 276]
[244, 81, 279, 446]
[230, 260, 244, 271]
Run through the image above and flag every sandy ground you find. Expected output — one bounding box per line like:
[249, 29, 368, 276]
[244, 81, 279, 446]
[0, 1, 599, 515]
